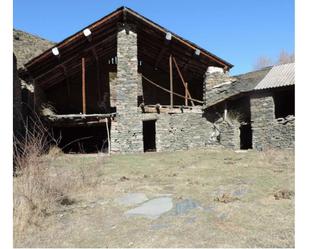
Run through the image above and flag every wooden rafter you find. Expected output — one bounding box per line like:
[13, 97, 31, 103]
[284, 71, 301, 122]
[31, 33, 117, 81]
[169, 54, 173, 108]
[82, 57, 86, 114]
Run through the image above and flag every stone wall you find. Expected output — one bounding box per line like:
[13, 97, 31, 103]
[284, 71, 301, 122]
[219, 121, 240, 149]
[114, 26, 141, 114]
[203, 66, 236, 107]
[156, 113, 215, 152]
[110, 25, 142, 153]
[250, 91, 294, 150]
[110, 113, 144, 153]
[110, 112, 216, 154]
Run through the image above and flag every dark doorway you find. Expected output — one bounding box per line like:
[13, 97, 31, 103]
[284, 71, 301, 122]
[52, 124, 109, 153]
[273, 86, 295, 118]
[240, 124, 252, 150]
[143, 120, 156, 152]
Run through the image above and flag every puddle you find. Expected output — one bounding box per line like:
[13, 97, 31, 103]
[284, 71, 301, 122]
[125, 197, 173, 219]
[115, 193, 148, 207]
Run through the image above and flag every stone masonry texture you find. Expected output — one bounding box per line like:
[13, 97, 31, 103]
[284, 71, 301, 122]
[109, 26, 218, 154]
[250, 92, 294, 150]
[111, 112, 216, 154]
[110, 26, 143, 153]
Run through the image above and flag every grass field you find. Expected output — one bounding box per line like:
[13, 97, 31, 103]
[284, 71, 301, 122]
[14, 148, 294, 248]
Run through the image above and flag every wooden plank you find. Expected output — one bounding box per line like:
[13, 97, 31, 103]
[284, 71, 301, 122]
[185, 82, 188, 106]
[105, 117, 111, 155]
[172, 56, 195, 106]
[82, 57, 86, 114]
[169, 54, 173, 108]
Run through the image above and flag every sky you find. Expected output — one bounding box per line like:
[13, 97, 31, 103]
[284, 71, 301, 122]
[13, 0, 294, 75]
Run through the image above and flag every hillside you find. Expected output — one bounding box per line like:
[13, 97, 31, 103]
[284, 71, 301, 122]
[13, 29, 55, 69]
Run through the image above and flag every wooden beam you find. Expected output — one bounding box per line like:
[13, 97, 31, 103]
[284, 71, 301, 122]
[141, 74, 203, 104]
[105, 117, 111, 155]
[169, 55, 173, 107]
[172, 56, 195, 106]
[32, 33, 116, 81]
[26, 9, 122, 67]
[82, 57, 86, 114]
[126, 9, 231, 69]
[185, 82, 188, 106]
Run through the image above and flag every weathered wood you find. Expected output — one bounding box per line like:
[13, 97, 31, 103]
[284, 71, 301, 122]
[105, 117, 111, 155]
[26, 9, 122, 66]
[126, 8, 231, 68]
[33, 33, 116, 82]
[185, 82, 188, 106]
[224, 102, 227, 120]
[141, 74, 203, 104]
[82, 57, 86, 114]
[169, 54, 173, 108]
[143, 105, 202, 114]
[172, 56, 195, 106]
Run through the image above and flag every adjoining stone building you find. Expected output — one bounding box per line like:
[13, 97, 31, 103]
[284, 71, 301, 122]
[204, 63, 295, 150]
[15, 6, 294, 153]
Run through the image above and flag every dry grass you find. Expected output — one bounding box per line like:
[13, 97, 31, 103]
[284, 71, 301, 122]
[13, 121, 104, 241]
[14, 147, 294, 248]
[13, 122, 61, 235]
[226, 110, 244, 124]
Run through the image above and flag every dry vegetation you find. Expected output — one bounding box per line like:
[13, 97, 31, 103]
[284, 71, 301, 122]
[253, 49, 295, 70]
[13, 135, 294, 247]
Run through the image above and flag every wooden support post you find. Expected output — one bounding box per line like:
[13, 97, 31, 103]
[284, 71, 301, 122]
[224, 102, 227, 120]
[105, 117, 111, 155]
[185, 82, 188, 106]
[169, 54, 173, 108]
[82, 57, 86, 114]
[172, 56, 195, 106]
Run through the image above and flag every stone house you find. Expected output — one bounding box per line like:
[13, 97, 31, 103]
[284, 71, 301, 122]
[16, 6, 294, 153]
[204, 63, 295, 150]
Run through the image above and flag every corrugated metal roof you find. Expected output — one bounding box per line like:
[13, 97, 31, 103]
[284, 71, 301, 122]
[254, 63, 295, 90]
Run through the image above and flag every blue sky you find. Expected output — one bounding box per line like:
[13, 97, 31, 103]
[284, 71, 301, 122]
[13, 0, 294, 75]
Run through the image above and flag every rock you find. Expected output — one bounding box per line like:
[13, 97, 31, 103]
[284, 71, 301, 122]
[125, 197, 173, 219]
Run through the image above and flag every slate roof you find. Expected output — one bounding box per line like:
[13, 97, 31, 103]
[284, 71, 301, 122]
[205, 66, 272, 107]
[254, 63, 295, 90]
